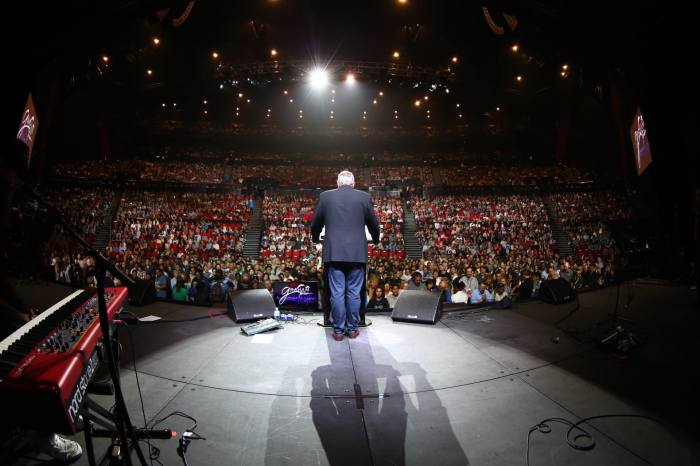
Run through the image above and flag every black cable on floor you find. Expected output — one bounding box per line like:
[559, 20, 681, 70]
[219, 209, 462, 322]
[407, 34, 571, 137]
[526, 414, 664, 466]
[122, 322, 158, 466]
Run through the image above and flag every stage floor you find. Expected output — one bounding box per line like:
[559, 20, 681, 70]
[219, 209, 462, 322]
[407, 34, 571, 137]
[8, 281, 700, 466]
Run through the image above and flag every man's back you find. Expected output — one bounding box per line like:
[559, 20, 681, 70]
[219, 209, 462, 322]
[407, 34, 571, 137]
[311, 186, 379, 264]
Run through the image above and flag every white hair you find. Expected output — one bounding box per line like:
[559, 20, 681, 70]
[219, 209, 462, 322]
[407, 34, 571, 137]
[337, 170, 355, 186]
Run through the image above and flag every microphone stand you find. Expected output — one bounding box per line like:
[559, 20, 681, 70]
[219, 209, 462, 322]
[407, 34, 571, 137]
[26, 188, 148, 466]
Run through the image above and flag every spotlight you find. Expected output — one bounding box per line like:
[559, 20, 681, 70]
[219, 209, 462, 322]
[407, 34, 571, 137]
[270, 48, 278, 58]
[451, 56, 458, 63]
[219, 84, 224, 89]
[561, 71, 566, 77]
[511, 44, 519, 52]
[203, 100, 208, 104]
[204, 110, 208, 114]
[173, 102, 177, 107]
[246, 99, 251, 103]
[496, 107, 501, 111]
[379, 91, 384, 96]
[153, 37, 160, 45]
[212, 52, 219, 59]
[102, 55, 109, 63]
[238, 93, 243, 98]
[346, 73, 356, 85]
[161, 103, 166, 108]
[414, 99, 421, 107]
[289, 99, 293, 103]
[423, 95, 429, 101]
[309, 68, 330, 90]
[373, 99, 377, 105]
[392, 51, 400, 59]
[146, 69, 153, 76]
[516, 75, 523, 82]
[456, 103, 460, 108]
[283, 90, 288, 95]
[562, 64, 568, 70]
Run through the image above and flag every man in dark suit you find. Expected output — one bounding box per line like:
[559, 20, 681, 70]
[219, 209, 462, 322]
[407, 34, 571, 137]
[311, 171, 380, 341]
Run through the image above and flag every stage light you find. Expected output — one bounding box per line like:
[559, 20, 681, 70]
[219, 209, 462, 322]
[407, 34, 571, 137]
[423, 95, 429, 100]
[392, 51, 400, 59]
[395, 115, 399, 119]
[496, 106, 500, 111]
[332, 89, 336, 94]
[173, 102, 177, 107]
[238, 93, 243, 98]
[102, 55, 109, 63]
[299, 114, 303, 119]
[394, 109, 398, 114]
[330, 115, 334, 119]
[561, 71, 567, 77]
[458, 114, 463, 118]
[414, 99, 421, 107]
[246, 99, 251, 103]
[445, 88, 450, 94]
[426, 110, 430, 113]
[451, 56, 458, 63]
[204, 110, 208, 114]
[299, 109, 303, 113]
[456, 103, 460, 107]
[373, 99, 377, 105]
[270, 48, 278, 58]
[562, 64, 568, 70]
[236, 107, 240, 111]
[516, 75, 523, 82]
[331, 98, 335, 103]
[267, 108, 271, 112]
[146, 69, 153, 76]
[363, 115, 366, 119]
[511, 44, 519, 52]
[283, 90, 288, 95]
[219, 84, 224, 89]
[212, 52, 219, 59]
[309, 68, 330, 90]
[379, 91, 384, 96]
[153, 37, 160, 45]
[203, 100, 207, 105]
[289, 99, 293, 103]
[346, 73, 356, 85]
[161, 103, 166, 108]
[398, 0, 407, 4]
[235, 112, 239, 116]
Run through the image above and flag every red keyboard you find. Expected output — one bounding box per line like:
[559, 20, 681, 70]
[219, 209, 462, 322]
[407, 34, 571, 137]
[0, 287, 128, 434]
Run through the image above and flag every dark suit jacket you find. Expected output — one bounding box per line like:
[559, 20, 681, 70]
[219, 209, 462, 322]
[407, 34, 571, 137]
[310, 186, 380, 264]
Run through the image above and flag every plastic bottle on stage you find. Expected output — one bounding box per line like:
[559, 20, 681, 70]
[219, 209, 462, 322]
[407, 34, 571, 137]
[274, 308, 280, 320]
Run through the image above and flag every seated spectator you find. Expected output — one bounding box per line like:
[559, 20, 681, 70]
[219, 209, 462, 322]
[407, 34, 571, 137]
[452, 282, 469, 303]
[406, 272, 423, 290]
[172, 279, 188, 301]
[367, 287, 390, 311]
[470, 283, 494, 304]
[386, 283, 401, 308]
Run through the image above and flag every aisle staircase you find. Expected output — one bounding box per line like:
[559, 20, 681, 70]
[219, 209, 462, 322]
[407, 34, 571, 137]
[401, 202, 423, 259]
[542, 194, 574, 257]
[242, 197, 263, 258]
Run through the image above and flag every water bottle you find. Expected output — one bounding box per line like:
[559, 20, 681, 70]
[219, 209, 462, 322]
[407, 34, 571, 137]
[273, 308, 280, 320]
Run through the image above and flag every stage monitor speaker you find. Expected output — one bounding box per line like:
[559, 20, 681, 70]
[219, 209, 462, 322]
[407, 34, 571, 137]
[227, 289, 276, 323]
[128, 278, 156, 306]
[391, 290, 443, 324]
[539, 278, 575, 304]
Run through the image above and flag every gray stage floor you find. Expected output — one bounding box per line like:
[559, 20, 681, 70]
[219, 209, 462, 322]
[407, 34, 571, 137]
[8, 280, 700, 466]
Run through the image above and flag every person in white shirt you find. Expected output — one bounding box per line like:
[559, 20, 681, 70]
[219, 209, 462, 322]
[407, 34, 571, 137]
[451, 282, 469, 303]
[386, 283, 401, 308]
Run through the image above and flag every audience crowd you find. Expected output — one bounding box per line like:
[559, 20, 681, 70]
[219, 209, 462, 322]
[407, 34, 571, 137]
[41, 162, 630, 306]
